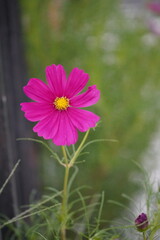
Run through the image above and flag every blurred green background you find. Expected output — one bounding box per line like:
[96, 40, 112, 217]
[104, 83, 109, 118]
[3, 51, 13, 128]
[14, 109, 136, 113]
[20, 0, 160, 221]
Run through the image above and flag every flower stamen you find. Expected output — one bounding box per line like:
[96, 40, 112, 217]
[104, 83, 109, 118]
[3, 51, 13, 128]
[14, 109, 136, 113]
[54, 96, 69, 110]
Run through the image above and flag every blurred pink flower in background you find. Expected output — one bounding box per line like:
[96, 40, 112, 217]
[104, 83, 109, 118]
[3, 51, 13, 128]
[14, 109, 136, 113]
[148, 18, 160, 35]
[147, 2, 160, 36]
[147, 1, 160, 14]
[21, 65, 100, 146]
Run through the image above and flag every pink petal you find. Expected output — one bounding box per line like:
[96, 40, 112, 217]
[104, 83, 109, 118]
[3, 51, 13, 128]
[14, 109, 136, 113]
[68, 108, 100, 132]
[70, 85, 100, 108]
[46, 64, 67, 97]
[23, 78, 53, 103]
[65, 68, 89, 98]
[33, 109, 59, 139]
[53, 111, 78, 146]
[20, 102, 53, 121]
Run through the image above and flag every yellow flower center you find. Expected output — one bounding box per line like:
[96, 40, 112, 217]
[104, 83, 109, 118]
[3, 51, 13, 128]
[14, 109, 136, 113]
[54, 96, 69, 110]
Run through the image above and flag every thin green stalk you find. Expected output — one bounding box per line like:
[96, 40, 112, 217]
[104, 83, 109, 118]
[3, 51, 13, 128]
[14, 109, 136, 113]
[1, 204, 60, 229]
[0, 159, 21, 195]
[61, 146, 70, 240]
[0, 191, 61, 229]
[96, 191, 105, 232]
[17, 138, 65, 166]
[143, 232, 147, 240]
[149, 224, 160, 240]
[60, 131, 90, 239]
[69, 130, 90, 167]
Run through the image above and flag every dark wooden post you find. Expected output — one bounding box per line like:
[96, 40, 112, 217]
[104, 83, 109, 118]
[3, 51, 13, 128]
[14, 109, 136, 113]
[0, 0, 39, 237]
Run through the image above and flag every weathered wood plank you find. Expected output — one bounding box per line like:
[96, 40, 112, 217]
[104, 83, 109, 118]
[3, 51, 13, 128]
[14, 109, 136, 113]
[0, 0, 39, 237]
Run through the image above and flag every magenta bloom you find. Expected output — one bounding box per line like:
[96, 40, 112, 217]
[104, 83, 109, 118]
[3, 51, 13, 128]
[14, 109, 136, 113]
[135, 213, 149, 232]
[20, 65, 100, 146]
[148, 2, 160, 14]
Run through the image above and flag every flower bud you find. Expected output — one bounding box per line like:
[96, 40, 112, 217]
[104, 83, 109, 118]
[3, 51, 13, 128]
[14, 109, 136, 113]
[135, 213, 149, 232]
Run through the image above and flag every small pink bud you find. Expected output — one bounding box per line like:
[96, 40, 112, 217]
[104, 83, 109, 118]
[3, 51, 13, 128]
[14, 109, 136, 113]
[135, 213, 149, 232]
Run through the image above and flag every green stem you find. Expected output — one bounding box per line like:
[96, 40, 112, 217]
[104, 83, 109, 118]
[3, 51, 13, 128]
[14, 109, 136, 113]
[61, 146, 70, 240]
[60, 130, 90, 239]
[69, 130, 90, 167]
[143, 232, 147, 240]
[149, 225, 160, 240]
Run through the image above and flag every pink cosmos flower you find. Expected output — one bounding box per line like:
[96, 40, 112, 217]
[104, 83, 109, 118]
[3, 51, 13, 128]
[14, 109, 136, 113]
[20, 65, 100, 146]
